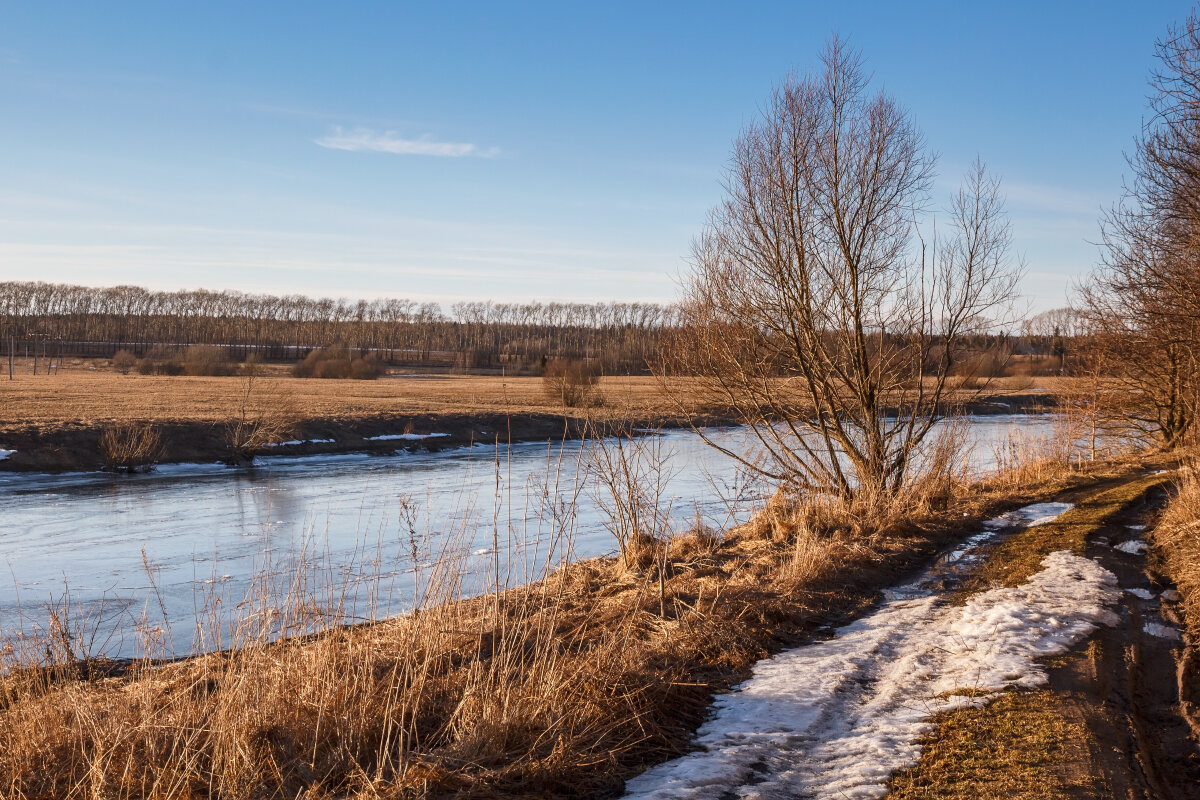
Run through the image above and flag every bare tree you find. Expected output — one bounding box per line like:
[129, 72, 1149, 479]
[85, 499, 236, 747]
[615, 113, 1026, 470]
[663, 38, 1020, 500]
[1082, 9, 1200, 449]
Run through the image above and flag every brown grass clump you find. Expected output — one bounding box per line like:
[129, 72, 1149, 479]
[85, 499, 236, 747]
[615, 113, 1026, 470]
[111, 348, 137, 374]
[1152, 463, 1200, 636]
[183, 344, 238, 377]
[98, 422, 163, 472]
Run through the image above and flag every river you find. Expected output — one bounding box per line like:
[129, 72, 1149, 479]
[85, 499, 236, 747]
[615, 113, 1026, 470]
[0, 415, 1060, 659]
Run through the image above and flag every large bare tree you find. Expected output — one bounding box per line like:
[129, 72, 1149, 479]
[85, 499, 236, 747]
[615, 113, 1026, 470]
[664, 38, 1020, 500]
[1082, 10, 1200, 448]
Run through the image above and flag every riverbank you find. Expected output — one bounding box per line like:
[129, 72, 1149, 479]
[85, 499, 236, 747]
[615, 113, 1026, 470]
[0, 366, 1060, 472]
[0, 452, 1160, 799]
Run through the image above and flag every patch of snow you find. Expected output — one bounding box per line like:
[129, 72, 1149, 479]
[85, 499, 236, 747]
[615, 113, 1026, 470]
[624, 549, 1117, 800]
[263, 439, 336, 447]
[365, 433, 451, 441]
[1161, 589, 1183, 602]
[473, 548, 495, 556]
[0, 448, 15, 461]
[1114, 540, 1148, 555]
[1124, 587, 1156, 600]
[1144, 622, 1182, 640]
[983, 501, 1073, 530]
[1126, 524, 1147, 531]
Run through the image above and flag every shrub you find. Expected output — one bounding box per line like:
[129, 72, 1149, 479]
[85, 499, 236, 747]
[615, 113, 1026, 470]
[98, 423, 163, 472]
[542, 358, 604, 407]
[111, 350, 136, 374]
[292, 345, 386, 380]
[183, 345, 237, 377]
[136, 346, 183, 376]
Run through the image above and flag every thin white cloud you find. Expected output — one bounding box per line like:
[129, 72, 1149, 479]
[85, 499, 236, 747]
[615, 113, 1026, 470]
[315, 126, 498, 158]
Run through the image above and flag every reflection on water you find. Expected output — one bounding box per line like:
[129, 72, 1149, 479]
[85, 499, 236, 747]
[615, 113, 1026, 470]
[0, 416, 1058, 657]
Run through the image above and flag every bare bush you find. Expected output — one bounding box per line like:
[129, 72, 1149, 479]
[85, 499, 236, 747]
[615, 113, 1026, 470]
[98, 423, 163, 472]
[292, 345, 386, 380]
[542, 358, 604, 407]
[183, 345, 236, 377]
[587, 426, 674, 572]
[111, 349, 136, 374]
[136, 345, 183, 376]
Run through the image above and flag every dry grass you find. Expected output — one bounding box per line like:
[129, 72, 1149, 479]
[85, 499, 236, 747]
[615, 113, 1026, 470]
[887, 689, 1092, 799]
[0, 359, 1079, 433]
[0, 367, 684, 431]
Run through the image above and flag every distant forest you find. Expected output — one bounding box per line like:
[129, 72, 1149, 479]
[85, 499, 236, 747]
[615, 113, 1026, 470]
[0, 281, 1076, 376]
[0, 281, 678, 374]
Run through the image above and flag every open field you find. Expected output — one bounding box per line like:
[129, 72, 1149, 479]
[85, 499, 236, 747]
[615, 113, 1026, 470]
[0, 361, 1066, 472]
[0, 362, 1069, 430]
[0, 364, 680, 429]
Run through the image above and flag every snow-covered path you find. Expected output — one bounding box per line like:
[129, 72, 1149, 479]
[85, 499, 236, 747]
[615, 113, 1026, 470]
[624, 503, 1121, 800]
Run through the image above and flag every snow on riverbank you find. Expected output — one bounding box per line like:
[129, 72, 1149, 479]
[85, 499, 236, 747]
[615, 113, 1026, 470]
[625, 506, 1118, 800]
[364, 433, 450, 441]
[0, 448, 14, 460]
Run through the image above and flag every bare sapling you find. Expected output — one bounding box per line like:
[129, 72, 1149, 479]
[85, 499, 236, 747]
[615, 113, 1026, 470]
[586, 424, 675, 576]
[224, 370, 299, 463]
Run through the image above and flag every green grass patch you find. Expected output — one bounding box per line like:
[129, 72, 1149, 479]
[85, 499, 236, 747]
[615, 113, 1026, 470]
[958, 472, 1172, 595]
[887, 690, 1091, 800]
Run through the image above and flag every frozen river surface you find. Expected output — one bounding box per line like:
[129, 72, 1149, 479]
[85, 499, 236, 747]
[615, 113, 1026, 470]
[0, 416, 1059, 657]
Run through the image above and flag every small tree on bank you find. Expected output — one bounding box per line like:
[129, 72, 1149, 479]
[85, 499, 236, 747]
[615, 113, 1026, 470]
[663, 38, 1021, 501]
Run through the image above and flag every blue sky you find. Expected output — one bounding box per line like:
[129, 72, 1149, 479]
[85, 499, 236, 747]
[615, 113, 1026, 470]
[0, 1, 1188, 311]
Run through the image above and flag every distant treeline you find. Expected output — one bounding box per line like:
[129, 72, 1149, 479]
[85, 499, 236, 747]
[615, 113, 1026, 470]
[0, 282, 679, 374]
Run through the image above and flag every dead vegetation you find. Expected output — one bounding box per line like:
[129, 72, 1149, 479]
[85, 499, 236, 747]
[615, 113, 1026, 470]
[542, 358, 604, 408]
[224, 372, 300, 463]
[887, 688, 1092, 799]
[292, 345, 387, 380]
[1152, 461, 1200, 638]
[98, 422, 163, 472]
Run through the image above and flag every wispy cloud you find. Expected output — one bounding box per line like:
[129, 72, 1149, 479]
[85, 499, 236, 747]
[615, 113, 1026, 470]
[315, 126, 498, 158]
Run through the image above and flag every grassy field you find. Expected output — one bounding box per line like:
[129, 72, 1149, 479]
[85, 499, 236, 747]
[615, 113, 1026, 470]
[0, 363, 680, 430]
[0, 359, 1065, 431]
